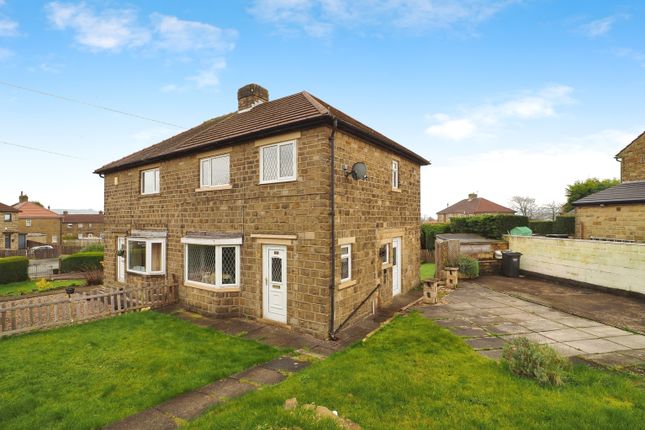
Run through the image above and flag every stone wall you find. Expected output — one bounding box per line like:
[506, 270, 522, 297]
[507, 235, 645, 295]
[620, 133, 645, 182]
[63, 222, 105, 239]
[17, 218, 61, 245]
[575, 204, 645, 242]
[2, 212, 20, 249]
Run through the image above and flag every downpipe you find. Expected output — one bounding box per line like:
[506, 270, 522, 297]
[328, 118, 338, 341]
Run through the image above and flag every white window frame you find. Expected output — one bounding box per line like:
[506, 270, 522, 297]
[259, 140, 297, 184]
[25, 219, 32, 227]
[200, 154, 231, 189]
[78, 223, 84, 229]
[126, 237, 166, 275]
[340, 244, 352, 282]
[140, 168, 160, 195]
[3, 213, 11, 222]
[392, 160, 399, 190]
[182, 237, 242, 289]
[67, 223, 73, 228]
[381, 243, 390, 266]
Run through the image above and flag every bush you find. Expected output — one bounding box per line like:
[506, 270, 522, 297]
[457, 255, 479, 278]
[554, 216, 575, 235]
[450, 215, 529, 239]
[0, 256, 29, 284]
[80, 243, 104, 252]
[502, 337, 570, 386]
[36, 278, 53, 291]
[420, 223, 451, 250]
[529, 221, 554, 235]
[83, 269, 104, 286]
[60, 252, 104, 273]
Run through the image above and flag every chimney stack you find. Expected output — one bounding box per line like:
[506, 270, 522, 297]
[63, 211, 68, 215]
[468, 193, 477, 200]
[237, 83, 269, 111]
[18, 192, 28, 203]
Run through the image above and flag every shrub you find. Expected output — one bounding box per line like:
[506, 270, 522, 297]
[529, 221, 554, 235]
[420, 223, 451, 250]
[60, 252, 104, 273]
[36, 278, 53, 291]
[80, 243, 104, 252]
[0, 256, 29, 284]
[502, 337, 570, 386]
[553, 216, 575, 235]
[450, 215, 529, 239]
[83, 269, 104, 286]
[457, 255, 479, 278]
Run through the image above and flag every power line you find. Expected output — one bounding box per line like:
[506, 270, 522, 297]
[0, 80, 187, 130]
[0, 140, 84, 160]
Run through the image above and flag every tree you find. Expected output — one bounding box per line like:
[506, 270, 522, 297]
[563, 178, 620, 212]
[509, 196, 538, 218]
[539, 201, 563, 221]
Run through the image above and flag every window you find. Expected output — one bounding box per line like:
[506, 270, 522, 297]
[67, 224, 73, 228]
[127, 238, 166, 275]
[200, 154, 230, 188]
[52, 235, 58, 244]
[89, 223, 92, 228]
[141, 168, 160, 195]
[380, 243, 389, 266]
[3, 213, 11, 222]
[260, 140, 296, 183]
[183, 242, 240, 288]
[25, 219, 32, 227]
[78, 223, 84, 229]
[340, 244, 352, 282]
[391, 160, 399, 189]
[78, 234, 83, 240]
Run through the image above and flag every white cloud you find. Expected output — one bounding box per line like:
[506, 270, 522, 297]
[0, 18, 18, 36]
[579, 16, 616, 37]
[151, 14, 237, 52]
[0, 47, 12, 60]
[425, 84, 574, 140]
[45, 2, 150, 51]
[187, 59, 227, 89]
[248, 0, 517, 37]
[615, 47, 645, 68]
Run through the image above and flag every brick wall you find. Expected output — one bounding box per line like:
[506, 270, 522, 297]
[575, 204, 645, 242]
[507, 236, 645, 295]
[63, 222, 105, 239]
[620, 134, 645, 182]
[17, 218, 61, 245]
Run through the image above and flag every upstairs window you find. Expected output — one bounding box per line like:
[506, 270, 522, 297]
[127, 238, 166, 275]
[141, 168, 160, 195]
[260, 140, 296, 184]
[340, 244, 352, 282]
[391, 160, 399, 190]
[3, 213, 11, 222]
[25, 219, 32, 227]
[200, 154, 230, 188]
[78, 223, 84, 229]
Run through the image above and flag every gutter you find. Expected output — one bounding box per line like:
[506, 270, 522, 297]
[328, 118, 338, 340]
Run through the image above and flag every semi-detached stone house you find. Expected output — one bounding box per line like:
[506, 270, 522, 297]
[13, 193, 62, 246]
[1, 202, 20, 250]
[62, 212, 105, 239]
[95, 84, 430, 339]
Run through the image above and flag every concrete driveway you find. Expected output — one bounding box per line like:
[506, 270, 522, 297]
[419, 282, 645, 370]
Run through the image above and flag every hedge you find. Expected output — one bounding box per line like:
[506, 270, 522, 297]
[529, 221, 554, 235]
[0, 256, 29, 284]
[60, 252, 104, 273]
[449, 215, 530, 239]
[554, 216, 575, 235]
[420, 223, 451, 250]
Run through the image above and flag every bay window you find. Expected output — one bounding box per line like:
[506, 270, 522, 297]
[182, 236, 241, 289]
[127, 238, 166, 275]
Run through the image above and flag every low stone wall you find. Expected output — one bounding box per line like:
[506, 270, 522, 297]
[507, 236, 645, 295]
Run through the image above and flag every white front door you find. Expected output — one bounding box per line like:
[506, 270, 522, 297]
[392, 237, 402, 296]
[117, 236, 125, 283]
[263, 245, 287, 323]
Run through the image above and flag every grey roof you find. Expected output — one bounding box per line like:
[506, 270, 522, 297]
[573, 181, 645, 206]
[435, 233, 504, 244]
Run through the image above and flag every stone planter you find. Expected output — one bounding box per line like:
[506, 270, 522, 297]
[422, 278, 443, 304]
[443, 267, 459, 288]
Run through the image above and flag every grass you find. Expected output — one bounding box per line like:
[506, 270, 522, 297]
[187, 313, 644, 430]
[0, 311, 282, 430]
[420, 262, 436, 280]
[0, 279, 87, 297]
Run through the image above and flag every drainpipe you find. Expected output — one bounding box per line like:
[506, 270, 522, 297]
[328, 118, 338, 340]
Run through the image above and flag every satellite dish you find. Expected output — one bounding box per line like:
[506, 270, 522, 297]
[350, 162, 368, 180]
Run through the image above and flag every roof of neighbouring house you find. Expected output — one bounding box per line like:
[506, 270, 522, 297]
[572, 180, 645, 206]
[95, 91, 430, 174]
[616, 130, 645, 158]
[0, 202, 19, 213]
[13, 202, 62, 219]
[437, 195, 515, 215]
[62, 213, 105, 223]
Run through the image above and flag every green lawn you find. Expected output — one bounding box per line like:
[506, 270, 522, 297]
[0, 279, 87, 297]
[0, 311, 282, 430]
[187, 313, 644, 430]
[420, 262, 436, 280]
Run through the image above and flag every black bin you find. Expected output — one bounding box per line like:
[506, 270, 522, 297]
[502, 251, 522, 277]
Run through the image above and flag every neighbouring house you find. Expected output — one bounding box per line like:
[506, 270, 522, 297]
[1, 202, 22, 251]
[573, 131, 645, 242]
[13, 192, 62, 246]
[436, 193, 515, 222]
[62, 211, 105, 239]
[95, 83, 429, 339]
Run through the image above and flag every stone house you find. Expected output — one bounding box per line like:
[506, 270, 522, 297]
[1, 202, 21, 251]
[95, 84, 429, 339]
[62, 212, 105, 239]
[436, 193, 514, 222]
[573, 131, 645, 242]
[13, 193, 62, 246]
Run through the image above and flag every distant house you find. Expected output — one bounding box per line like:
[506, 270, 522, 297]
[573, 131, 645, 242]
[1, 202, 21, 251]
[13, 193, 62, 246]
[436, 193, 515, 223]
[62, 212, 105, 239]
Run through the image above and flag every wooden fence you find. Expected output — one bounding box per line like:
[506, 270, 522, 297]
[0, 284, 178, 337]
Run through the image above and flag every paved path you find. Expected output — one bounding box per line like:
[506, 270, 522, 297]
[418, 282, 645, 369]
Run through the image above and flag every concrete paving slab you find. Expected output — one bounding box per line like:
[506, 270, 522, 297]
[486, 307, 526, 316]
[604, 335, 645, 349]
[466, 337, 506, 350]
[621, 348, 645, 360]
[540, 328, 598, 342]
[484, 323, 531, 335]
[449, 326, 489, 337]
[553, 317, 604, 329]
[501, 333, 555, 345]
[197, 378, 256, 399]
[579, 326, 633, 338]
[263, 357, 311, 373]
[435, 319, 474, 328]
[156, 391, 216, 421]
[233, 366, 286, 385]
[478, 349, 503, 360]
[581, 352, 644, 367]
[564, 339, 631, 354]
[503, 312, 545, 323]
[104, 408, 176, 430]
[549, 342, 585, 357]
[520, 319, 568, 332]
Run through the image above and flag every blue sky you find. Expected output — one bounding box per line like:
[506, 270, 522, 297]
[0, 0, 643, 217]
